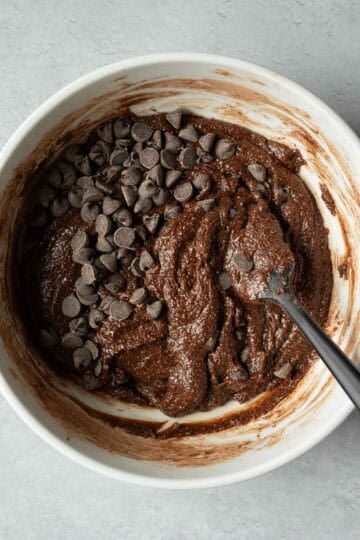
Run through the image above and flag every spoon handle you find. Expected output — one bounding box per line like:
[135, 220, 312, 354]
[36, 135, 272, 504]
[271, 292, 360, 410]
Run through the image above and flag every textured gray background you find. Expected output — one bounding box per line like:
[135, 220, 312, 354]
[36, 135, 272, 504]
[1, 1, 360, 539]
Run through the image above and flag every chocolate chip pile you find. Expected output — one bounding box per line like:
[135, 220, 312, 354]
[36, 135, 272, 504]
[18, 111, 333, 419]
[27, 112, 240, 378]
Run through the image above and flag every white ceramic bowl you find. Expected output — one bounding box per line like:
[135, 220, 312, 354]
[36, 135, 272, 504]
[0, 53, 359, 489]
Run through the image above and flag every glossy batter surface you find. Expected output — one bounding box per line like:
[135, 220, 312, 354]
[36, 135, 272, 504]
[17, 113, 332, 418]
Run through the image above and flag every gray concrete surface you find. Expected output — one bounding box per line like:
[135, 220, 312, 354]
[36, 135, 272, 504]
[1, 1, 360, 538]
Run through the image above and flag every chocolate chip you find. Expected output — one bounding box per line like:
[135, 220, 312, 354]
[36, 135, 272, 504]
[37, 184, 56, 208]
[95, 178, 115, 194]
[130, 256, 144, 277]
[134, 197, 153, 214]
[123, 150, 140, 168]
[71, 230, 89, 251]
[117, 248, 134, 266]
[135, 225, 147, 242]
[165, 111, 182, 130]
[84, 339, 99, 360]
[39, 327, 58, 348]
[103, 166, 122, 184]
[133, 141, 145, 156]
[138, 179, 157, 199]
[114, 226, 135, 248]
[143, 214, 160, 233]
[68, 187, 83, 208]
[146, 164, 164, 186]
[219, 272, 232, 290]
[110, 148, 129, 166]
[248, 163, 266, 182]
[215, 139, 236, 160]
[174, 181, 193, 203]
[77, 291, 98, 306]
[197, 199, 215, 212]
[69, 317, 89, 337]
[165, 169, 182, 188]
[63, 145, 81, 163]
[95, 235, 113, 253]
[113, 119, 130, 138]
[256, 182, 267, 197]
[178, 147, 197, 169]
[77, 176, 94, 189]
[274, 184, 289, 204]
[129, 287, 148, 305]
[73, 347, 92, 369]
[99, 296, 116, 314]
[50, 197, 70, 217]
[199, 133, 216, 152]
[75, 278, 95, 296]
[146, 300, 163, 320]
[193, 173, 211, 191]
[131, 122, 152, 142]
[152, 188, 169, 206]
[233, 253, 253, 272]
[121, 185, 138, 207]
[107, 231, 117, 246]
[94, 257, 106, 271]
[94, 361, 102, 377]
[106, 232, 118, 249]
[81, 264, 97, 285]
[150, 129, 162, 149]
[89, 141, 111, 166]
[74, 155, 92, 176]
[235, 329, 244, 341]
[139, 250, 156, 271]
[164, 204, 181, 220]
[139, 148, 159, 169]
[109, 300, 133, 321]
[58, 161, 77, 188]
[229, 208, 236, 219]
[72, 247, 95, 265]
[199, 150, 214, 164]
[62, 333, 83, 350]
[95, 214, 112, 236]
[97, 123, 113, 143]
[104, 273, 125, 294]
[115, 138, 131, 148]
[82, 186, 104, 203]
[274, 363, 292, 379]
[81, 202, 100, 223]
[89, 308, 105, 329]
[100, 252, 117, 273]
[160, 149, 176, 170]
[121, 167, 142, 186]
[112, 208, 133, 227]
[62, 294, 81, 317]
[179, 124, 198, 142]
[164, 132, 182, 153]
[102, 196, 121, 216]
[46, 167, 62, 188]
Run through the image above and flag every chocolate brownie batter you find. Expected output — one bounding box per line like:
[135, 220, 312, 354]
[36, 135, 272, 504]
[16, 112, 332, 418]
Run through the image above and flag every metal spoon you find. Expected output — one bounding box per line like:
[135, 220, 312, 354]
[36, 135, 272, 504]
[260, 265, 360, 409]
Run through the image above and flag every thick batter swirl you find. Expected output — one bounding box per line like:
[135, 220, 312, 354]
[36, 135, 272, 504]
[17, 113, 332, 418]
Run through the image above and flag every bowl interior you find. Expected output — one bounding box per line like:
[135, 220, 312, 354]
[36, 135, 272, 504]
[0, 55, 359, 487]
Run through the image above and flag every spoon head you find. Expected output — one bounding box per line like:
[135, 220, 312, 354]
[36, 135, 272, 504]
[259, 263, 295, 300]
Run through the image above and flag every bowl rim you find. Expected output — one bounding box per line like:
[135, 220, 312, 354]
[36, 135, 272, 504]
[0, 52, 355, 489]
